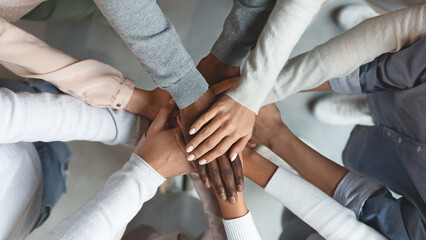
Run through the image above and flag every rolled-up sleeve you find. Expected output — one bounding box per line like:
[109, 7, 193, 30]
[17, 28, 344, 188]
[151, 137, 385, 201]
[333, 171, 384, 217]
[334, 171, 426, 239]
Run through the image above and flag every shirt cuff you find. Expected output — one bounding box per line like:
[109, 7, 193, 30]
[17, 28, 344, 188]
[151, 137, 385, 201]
[222, 211, 261, 240]
[161, 67, 208, 109]
[333, 171, 384, 218]
[112, 77, 135, 110]
[211, 35, 249, 67]
[130, 153, 166, 186]
[329, 68, 362, 95]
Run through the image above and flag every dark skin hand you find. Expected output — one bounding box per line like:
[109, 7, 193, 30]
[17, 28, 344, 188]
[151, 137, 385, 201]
[178, 53, 243, 204]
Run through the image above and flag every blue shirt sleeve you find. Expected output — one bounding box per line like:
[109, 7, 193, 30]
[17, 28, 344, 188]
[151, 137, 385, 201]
[359, 37, 426, 93]
[360, 188, 426, 240]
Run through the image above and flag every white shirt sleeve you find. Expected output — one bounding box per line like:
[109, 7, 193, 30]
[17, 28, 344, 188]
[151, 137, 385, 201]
[0, 88, 148, 145]
[41, 154, 165, 240]
[222, 211, 261, 240]
[263, 3, 426, 105]
[227, 0, 324, 113]
[264, 167, 386, 240]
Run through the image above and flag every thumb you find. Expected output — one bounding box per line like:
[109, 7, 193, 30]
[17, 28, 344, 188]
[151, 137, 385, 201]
[150, 102, 175, 132]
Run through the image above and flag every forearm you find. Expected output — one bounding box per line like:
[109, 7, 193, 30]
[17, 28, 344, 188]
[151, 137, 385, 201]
[0, 18, 134, 110]
[216, 191, 248, 220]
[41, 154, 165, 240]
[264, 4, 426, 105]
[243, 150, 385, 240]
[269, 128, 348, 196]
[0, 88, 146, 145]
[228, 0, 324, 113]
[93, 0, 208, 109]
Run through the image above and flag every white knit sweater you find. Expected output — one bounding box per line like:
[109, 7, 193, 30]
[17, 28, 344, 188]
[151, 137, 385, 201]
[264, 3, 426, 105]
[228, 0, 325, 113]
[265, 167, 386, 240]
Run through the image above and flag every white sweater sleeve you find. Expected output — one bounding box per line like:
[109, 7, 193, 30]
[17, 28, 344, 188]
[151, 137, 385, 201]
[264, 3, 426, 104]
[227, 0, 324, 113]
[0, 88, 148, 145]
[222, 211, 261, 240]
[41, 154, 165, 240]
[264, 167, 386, 240]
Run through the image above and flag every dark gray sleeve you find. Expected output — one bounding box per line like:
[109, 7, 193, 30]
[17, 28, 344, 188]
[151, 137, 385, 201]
[211, 0, 276, 66]
[359, 37, 426, 93]
[93, 0, 208, 109]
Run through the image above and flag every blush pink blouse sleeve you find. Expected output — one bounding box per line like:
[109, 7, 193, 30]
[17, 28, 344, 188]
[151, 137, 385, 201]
[0, 17, 134, 110]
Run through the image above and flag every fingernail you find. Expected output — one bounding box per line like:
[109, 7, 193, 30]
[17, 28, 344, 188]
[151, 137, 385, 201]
[189, 128, 196, 135]
[237, 185, 244, 192]
[186, 145, 194, 153]
[220, 192, 226, 200]
[231, 153, 237, 161]
[199, 159, 207, 165]
[230, 196, 236, 204]
[187, 154, 195, 161]
[205, 182, 211, 188]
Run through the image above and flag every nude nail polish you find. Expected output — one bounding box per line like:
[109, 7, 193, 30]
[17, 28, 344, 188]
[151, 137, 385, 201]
[186, 146, 194, 153]
[189, 128, 196, 135]
[187, 154, 195, 161]
[231, 153, 237, 161]
[199, 159, 207, 165]
[230, 196, 236, 204]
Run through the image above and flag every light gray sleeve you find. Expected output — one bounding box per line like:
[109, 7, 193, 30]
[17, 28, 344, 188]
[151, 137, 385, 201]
[329, 68, 363, 95]
[211, 0, 276, 66]
[333, 171, 384, 217]
[93, 0, 208, 109]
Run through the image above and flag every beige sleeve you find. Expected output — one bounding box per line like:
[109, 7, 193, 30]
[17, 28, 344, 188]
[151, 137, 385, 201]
[263, 3, 426, 105]
[0, 17, 134, 110]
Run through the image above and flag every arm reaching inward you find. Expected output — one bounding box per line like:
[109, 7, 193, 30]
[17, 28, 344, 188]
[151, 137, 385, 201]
[264, 3, 426, 105]
[186, 0, 324, 165]
[41, 103, 194, 240]
[0, 18, 135, 110]
[249, 104, 425, 239]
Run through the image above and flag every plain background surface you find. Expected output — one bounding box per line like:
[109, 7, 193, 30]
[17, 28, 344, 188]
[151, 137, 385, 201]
[0, 0, 363, 239]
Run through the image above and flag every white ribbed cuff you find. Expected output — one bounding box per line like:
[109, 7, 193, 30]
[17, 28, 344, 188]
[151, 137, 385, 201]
[222, 211, 261, 240]
[130, 153, 166, 186]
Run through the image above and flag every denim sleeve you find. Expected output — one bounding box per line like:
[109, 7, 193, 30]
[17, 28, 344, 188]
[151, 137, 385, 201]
[329, 68, 362, 94]
[360, 189, 426, 240]
[359, 37, 426, 93]
[211, 0, 276, 66]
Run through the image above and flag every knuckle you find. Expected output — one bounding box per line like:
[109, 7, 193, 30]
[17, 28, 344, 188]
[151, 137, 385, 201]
[222, 169, 234, 179]
[209, 168, 220, 177]
[206, 140, 216, 149]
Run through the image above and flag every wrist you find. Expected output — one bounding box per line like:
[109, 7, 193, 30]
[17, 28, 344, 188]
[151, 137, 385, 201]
[269, 124, 294, 152]
[125, 88, 151, 117]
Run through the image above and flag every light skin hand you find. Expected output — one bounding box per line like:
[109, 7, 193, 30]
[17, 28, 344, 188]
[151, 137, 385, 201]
[134, 102, 194, 178]
[125, 87, 172, 121]
[249, 104, 286, 149]
[186, 95, 256, 165]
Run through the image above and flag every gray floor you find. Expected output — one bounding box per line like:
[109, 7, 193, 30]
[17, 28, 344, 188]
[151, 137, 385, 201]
[4, 0, 362, 239]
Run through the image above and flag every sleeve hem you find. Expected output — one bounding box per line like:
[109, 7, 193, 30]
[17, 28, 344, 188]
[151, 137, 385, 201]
[112, 78, 135, 110]
[333, 171, 385, 218]
[161, 68, 208, 109]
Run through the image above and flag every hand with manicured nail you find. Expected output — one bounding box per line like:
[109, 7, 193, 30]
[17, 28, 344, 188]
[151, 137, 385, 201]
[185, 95, 256, 166]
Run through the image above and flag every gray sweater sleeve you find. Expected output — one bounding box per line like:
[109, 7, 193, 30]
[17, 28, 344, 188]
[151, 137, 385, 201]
[93, 0, 208, 109]
[211, 0, 276, 66]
